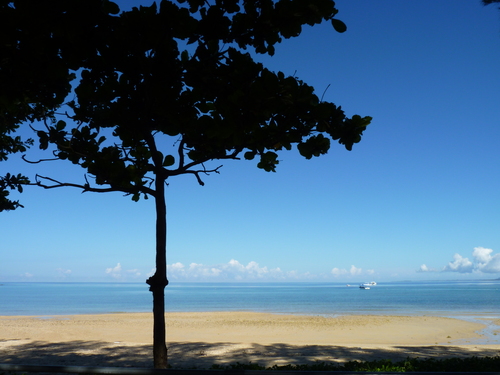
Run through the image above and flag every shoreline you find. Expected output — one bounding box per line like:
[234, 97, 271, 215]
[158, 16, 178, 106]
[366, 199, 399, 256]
[3, 309, 500, 319]
[1, 311, 499, 368]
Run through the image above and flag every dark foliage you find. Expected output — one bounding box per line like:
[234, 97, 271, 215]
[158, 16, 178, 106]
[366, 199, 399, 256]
[211, 356, 500, 372]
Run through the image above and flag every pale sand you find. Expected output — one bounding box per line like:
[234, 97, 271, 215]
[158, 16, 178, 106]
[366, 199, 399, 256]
[1, 312, 499, 368]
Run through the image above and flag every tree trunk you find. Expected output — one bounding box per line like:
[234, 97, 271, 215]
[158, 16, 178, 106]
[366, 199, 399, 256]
[146, 175, 168, 369]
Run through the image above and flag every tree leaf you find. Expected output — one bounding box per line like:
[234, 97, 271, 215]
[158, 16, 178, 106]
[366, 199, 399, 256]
[163, 155, 175, 167]
[56, 120, 66, 131]
[244, 151, 256, 160]
[331, 18, 347, 33]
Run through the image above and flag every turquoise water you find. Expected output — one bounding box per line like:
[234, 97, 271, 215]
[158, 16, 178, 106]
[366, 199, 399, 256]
[1, 280, 499, 318]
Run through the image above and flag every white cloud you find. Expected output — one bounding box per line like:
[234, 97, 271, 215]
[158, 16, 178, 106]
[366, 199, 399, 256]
[165, 260, 376, 281]
[126, 269, 141, 277]
[419, 264, 429, 272]
[418, 264, 437, 272]
[331, 267, 348, 276]
[228, 259, 243, 270]
[443, 253, 474, 273]
[331, 265, 369, 278]
[472, 247, 500, 273]
[147, 268, 156, 277]
[473, 247, 492, 264]
[168, 259, 286, 281]
[349, 265, 362, 275]
[104, 263, 143, 280]
[170, 262, 184, 271]
[105, 263, 122, 279]
[425, 247, 500, 274]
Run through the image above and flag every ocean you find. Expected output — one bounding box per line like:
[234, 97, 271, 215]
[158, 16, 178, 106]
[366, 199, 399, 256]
[1, 280, 499, 318]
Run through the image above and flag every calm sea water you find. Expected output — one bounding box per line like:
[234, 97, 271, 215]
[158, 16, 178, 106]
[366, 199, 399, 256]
[1, 280, 499, 318]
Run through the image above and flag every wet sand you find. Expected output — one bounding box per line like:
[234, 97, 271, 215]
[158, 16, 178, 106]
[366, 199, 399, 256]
[1, 312, 499, 368]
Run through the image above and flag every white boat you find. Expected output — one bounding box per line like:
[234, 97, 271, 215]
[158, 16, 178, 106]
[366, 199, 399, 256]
[359, 285, 370, 289]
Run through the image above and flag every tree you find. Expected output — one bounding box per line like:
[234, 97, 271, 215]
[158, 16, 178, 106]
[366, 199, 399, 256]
[0, 0, 119, 211]
[0, 125, 31, 211]
[20, 0, 371, 368]
[482, 0, 500, 12]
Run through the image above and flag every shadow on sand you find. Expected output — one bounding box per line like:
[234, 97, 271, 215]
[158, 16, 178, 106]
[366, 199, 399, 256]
[1, 340, 499, 369]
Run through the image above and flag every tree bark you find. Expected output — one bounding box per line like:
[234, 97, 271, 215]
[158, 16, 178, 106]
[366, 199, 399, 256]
[146, 174, 168, 369]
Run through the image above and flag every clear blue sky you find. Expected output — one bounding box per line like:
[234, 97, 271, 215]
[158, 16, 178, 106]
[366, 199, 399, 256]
[2, 1, 500, 283]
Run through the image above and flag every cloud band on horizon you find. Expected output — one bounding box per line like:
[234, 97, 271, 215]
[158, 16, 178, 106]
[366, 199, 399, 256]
[419, 247, 500, 274]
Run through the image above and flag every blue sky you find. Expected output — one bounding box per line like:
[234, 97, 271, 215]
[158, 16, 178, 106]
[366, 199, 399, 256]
[2, 0, 500, 283]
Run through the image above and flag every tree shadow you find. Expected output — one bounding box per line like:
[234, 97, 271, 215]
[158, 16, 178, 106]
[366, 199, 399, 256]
[0, 340, 151, 368]
[1, 340, 499, 369]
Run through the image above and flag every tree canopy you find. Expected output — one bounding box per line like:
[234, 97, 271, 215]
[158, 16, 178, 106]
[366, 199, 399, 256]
[38, 0, 370, 196]
[0, 0, 119, 210]
[4, 0, 371, 368]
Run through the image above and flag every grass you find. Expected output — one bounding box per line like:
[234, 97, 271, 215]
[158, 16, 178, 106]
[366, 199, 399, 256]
[210, 356, 500, 372]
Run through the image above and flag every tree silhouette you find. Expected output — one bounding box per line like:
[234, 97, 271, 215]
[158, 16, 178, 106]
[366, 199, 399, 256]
[16, 0, 371, 368]
[0, 125, 31, 211]
[0, 0, 119, 211]
[483, 0, 500, 12]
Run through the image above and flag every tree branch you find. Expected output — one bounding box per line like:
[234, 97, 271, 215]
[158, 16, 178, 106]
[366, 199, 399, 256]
[181, 149, 241, 172]
[174, 164, 223, 186]
[33, 174, 155, 197]
[177, 139, 185, 169]
[22, 154, 60, 164]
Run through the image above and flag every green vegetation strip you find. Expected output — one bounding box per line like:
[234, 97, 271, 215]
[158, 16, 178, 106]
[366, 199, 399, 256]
[210, 356, 500, 372]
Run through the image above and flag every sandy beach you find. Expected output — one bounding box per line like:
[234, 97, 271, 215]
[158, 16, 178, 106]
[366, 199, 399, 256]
[1, 312, 499, 368]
